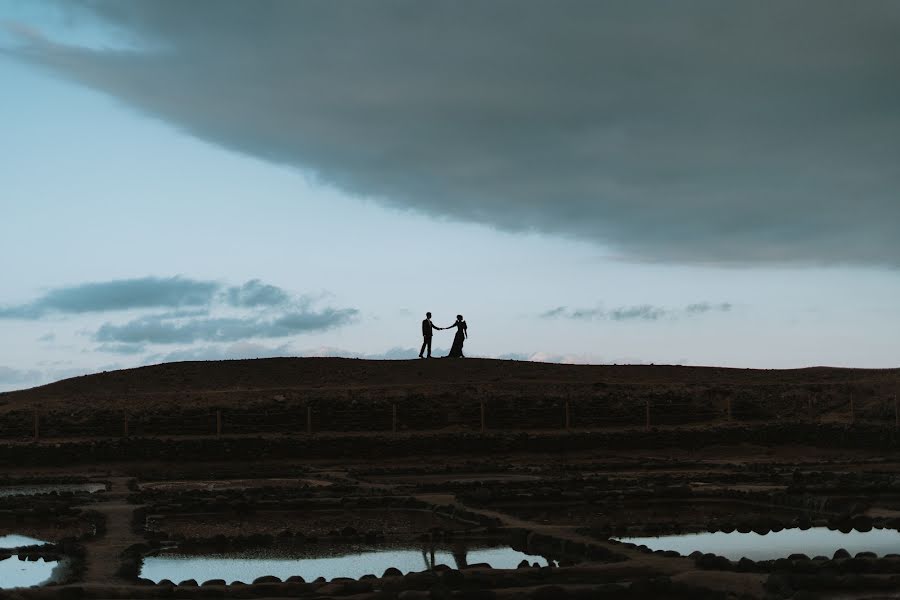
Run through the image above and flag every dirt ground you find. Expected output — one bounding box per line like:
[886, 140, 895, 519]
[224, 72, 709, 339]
[2, 359, 900, 599]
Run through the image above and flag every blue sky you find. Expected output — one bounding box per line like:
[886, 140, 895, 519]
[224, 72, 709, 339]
[1, 1, 898, 390]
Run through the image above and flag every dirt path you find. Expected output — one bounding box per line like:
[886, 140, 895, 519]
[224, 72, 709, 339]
[77, 476, 144, 584]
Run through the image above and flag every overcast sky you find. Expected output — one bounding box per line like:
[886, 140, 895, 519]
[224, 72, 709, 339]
[1, 1, 898, 390]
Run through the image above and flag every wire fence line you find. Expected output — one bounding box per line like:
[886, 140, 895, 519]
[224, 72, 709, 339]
[1, 393, 898, 441]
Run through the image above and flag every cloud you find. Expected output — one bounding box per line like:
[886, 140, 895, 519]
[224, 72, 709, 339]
[223, 279, 290, 308]
[7, 2, 900, 266]
[0, 276, 218, 319]
[539, 307, 567, 319]
[298, 346, 442, 360]
[685, 302, 733, 315]
[0, 366, 42, 385]
[94, 307, 358, 344]
[149, 341, 294, 363]
[542, 302, 732, 321]
[95, 342, 146, 355]
[0, 276, 312, 329]
[494, 351, 651, 365]
[608, 305, 667, 322]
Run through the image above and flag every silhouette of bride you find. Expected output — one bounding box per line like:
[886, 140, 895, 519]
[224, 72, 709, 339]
[444, 315, 467, 358]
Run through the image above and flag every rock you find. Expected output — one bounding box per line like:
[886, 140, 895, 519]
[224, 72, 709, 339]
[736, 557, 756, 572]
[457, 591, 497, 600]
[252, 575, 281, 584]
[833, 548, 851, 559]
[316, 583, 346, 595]
[383, 567, 403, 577]
[696, 553, 732, 570]
[533, 585, 569, 599]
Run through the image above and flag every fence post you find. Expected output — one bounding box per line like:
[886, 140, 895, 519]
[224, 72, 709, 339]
[216, 410, 222, 437]
[480, 401, 485, 434]
[33, 410, 40, 442]
[392, 403, 397, 433]
[307, 406, 312, 435]
[564, 400, 570, 430]
[645, 400, 650, 431]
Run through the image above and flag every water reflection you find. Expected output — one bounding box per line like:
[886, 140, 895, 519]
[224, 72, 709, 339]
[615, 527, 900, 561]
[0, 484, 105, 498]
[0, 556, 59, 589]
[141, 542, 549, 583]
[0, 535, 47, 549]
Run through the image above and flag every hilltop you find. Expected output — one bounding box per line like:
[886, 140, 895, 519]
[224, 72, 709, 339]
[0, 358, 897, 422]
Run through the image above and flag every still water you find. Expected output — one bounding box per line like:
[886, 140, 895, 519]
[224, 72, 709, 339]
[0, 535, 47, 549]
[0, 484, 105, 497]
[141, 543, 550, 583]
[0, 556, 59, 589]
[616, 527, 900, 561]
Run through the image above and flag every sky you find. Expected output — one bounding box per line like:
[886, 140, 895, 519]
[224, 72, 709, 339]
[1, 1, 898, 391]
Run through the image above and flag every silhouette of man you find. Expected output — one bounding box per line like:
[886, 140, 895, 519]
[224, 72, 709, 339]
[419, 312, 442, 358]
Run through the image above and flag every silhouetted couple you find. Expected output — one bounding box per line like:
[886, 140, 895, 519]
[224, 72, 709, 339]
[420, 312, 468, 358]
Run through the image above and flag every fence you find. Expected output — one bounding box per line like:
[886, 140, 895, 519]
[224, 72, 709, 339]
[1, 392, 898, 442]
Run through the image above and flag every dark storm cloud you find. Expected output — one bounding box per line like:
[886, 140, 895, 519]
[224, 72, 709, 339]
[543, 302, 731, 321]
[94, 307, 359, 344]
[0, 276, 218, 319]
[7, 1, 900, 266]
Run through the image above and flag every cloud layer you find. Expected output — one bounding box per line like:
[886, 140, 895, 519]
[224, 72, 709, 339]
[541, 302, 731, 321]
[7, 1, 900, 266]
[0, 276, 217, 318]
[1, 276, 358, 355]
[95, 308, 358, 345]
[0, 365, 42, 386]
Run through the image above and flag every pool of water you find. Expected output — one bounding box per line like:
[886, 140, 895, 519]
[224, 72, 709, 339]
[0, 535, 47, 549]
[0, 483, 105, 497]
[140, 543, 551, 583]
[0, 556, 59, 589]
[616, 527, 900, 561]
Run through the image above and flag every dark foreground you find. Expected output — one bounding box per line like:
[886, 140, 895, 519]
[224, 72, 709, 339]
[2, 359, 900, 599]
